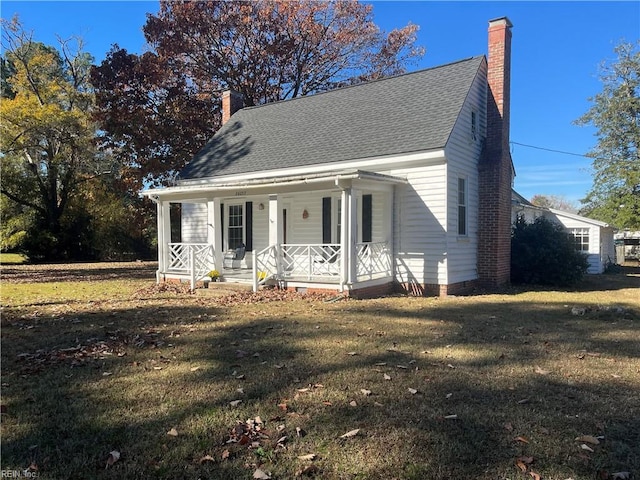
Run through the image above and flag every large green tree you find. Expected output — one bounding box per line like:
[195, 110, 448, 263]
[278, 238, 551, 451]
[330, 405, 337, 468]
[577, 41, 640, 229]
[91, 0, 423, 191]
[0, 18, 120, 260]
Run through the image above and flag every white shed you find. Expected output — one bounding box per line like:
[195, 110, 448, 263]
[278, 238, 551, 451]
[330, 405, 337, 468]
[512, 191, 616, 274]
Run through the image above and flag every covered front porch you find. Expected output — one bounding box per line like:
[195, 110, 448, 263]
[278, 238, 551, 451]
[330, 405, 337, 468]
[146, 170, 405, 295]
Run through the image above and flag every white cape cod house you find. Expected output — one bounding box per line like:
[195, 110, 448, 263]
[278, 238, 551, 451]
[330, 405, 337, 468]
[143, 18, 516, 297]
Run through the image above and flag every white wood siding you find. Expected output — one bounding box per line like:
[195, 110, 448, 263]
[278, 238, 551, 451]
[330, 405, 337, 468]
[388, 162, 448, 285]
[282, 190, 388, 245]
[181, 202, 208, 243]
[444, 63, 487, 285]
[285, 191, 326, 244]
[251, 197, 269, 253]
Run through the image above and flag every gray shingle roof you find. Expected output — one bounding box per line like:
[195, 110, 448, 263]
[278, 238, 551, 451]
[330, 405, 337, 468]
[179, 56, 485, 180]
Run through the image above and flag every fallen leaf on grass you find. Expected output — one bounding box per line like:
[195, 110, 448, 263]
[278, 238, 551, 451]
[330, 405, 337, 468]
[190, 366, 200, 372]
[229, 400, 242, 407]
[408, 388, 418, 395]
[580, 444, 594, 452]
[374, 362, 387, 366]
[384, 374, 391, 380]
[360, 389, 372, 396]
[253, 468, 272, 479]
[347, 351, 358, 356]
[444, 414, 457, 419]
[221, 449, 230, 460]
[575, 435, 600, 445]
[518, 456, 534, 465]
[297, 453, 317, 461]
[340, 428, 360, 439]
[167, 428, 178, 437]
[516, 460, 527, 472]
[199, 455, 214, 464]
[611, 473, 631, 480]
[102, 372, 113, 377]
[535, 366, 550, 375]
[517, 398, 530, 404]
[529, 471, 541, 480]
[514, 436, 529, 444]
[349, 400, 358, 407]
[105, 450, 120, 468]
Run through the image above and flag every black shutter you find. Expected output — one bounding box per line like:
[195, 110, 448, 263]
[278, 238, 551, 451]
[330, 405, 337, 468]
[220, 202, 225, 250]
[362, 194, 372, 243]
[245, 201, 253, 251]
[322, 197, 332, 244]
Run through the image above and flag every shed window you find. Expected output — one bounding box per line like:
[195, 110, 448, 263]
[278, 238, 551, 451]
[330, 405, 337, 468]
[458, 178, 467, 236]
[570, 228, 589, 252]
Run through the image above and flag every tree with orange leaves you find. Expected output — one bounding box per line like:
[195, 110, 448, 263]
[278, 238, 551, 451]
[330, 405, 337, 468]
[91, 0, 423, 191]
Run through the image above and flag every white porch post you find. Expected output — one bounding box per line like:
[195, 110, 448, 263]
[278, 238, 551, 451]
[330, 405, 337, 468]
[156, 200, 171, 282]
[340, 187, 357, 288]
[208, 198, 223, 271]
[347, 188, 357, 285]
[268, 194, 283, 275]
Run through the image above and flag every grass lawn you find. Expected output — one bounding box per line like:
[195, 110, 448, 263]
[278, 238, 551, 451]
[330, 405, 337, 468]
[1, 262, 638, 479]
[0, 253, 28, 265]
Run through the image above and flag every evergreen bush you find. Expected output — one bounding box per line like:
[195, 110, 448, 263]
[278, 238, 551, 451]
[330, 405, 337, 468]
[511, 216, 589, 286]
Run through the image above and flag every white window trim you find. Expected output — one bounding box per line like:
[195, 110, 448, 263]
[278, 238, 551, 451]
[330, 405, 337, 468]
[457, 177, 468, 236]
[226, 202, 245, 250]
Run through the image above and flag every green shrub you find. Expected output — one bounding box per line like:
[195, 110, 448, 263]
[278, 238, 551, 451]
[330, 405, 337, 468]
[511, 216, 589, 286]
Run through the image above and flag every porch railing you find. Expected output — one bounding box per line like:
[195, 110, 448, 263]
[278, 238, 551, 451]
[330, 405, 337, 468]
[253, 244, 278, 291]
[168, 243, 214, 290]
[356, 241, 392, 281]
[282, 244, 341, 280]
[163, 241, 392, 292]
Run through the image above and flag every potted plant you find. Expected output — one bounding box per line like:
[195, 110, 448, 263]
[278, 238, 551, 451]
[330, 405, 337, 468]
[208, 269, 221, 282]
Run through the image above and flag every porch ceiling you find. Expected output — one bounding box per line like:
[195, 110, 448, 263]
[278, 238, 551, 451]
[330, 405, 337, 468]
[143, 169, 408, 201]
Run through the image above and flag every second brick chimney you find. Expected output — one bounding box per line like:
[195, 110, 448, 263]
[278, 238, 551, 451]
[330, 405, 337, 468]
[477, 17, 513, 288]
[221, 90, 244, 125]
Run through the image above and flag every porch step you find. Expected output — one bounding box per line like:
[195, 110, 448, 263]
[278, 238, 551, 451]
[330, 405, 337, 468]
[196, 281, 253, 296]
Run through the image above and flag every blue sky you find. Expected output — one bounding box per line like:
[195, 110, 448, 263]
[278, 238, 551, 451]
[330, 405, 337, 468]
[2, 1, 639, 205]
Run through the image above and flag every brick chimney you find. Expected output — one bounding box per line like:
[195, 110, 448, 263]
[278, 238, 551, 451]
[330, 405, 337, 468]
[477, 17, 513, 288]
[221, 90, 244, 125]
